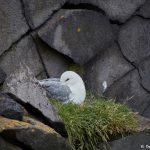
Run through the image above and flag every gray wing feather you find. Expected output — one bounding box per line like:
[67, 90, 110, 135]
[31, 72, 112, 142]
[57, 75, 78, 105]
[38, 78, 71, 102]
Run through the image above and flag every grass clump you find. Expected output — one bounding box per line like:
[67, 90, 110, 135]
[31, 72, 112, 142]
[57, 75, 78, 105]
[50, 95, 138, 150]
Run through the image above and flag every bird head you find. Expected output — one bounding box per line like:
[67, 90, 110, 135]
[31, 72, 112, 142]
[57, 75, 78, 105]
[60, 71, 83, 87]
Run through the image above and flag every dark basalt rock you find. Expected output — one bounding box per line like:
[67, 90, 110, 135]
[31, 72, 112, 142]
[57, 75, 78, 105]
[38, 9, 114, 65]
[85, 44, 133, 95]
[98, 115, 150, 150]
[69, 0, 146, 22]
[0, 35, 44, 77]
[119, 17, 150, 65]
[139, 57, 150, 92]
[143, 106, 150, 119]
[138, 0, 150, 19]
[3, 64, 67, 137]
[0, 68, 6, 85]
[104, 132, 150, 150]
[0, 93, 25, 121]
[104, 70, 150, 117]
[22, 0, 66, 29]
[32, 33, 69, 78]
[0, 137, 22, 150]
[0, 116, 70, 150]
[0, 0, 29, 55]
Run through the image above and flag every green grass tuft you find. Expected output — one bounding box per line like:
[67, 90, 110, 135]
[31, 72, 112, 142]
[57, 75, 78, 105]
[50, 94, 138, 150]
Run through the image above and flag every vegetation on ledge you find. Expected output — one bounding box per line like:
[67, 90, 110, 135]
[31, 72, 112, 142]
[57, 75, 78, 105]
[50, 94, 138, 150]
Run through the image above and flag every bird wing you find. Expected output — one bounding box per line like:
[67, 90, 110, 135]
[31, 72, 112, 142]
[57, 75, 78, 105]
[38, 78, 72, 102]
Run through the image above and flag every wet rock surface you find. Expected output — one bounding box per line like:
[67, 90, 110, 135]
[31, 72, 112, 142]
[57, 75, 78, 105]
[38, 9, 114, 65]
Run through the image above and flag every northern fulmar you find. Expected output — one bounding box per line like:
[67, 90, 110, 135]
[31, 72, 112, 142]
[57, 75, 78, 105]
[38, 71, 86, 104]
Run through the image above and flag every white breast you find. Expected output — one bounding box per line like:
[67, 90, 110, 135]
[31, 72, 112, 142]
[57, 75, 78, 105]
[69, 82, 86, 104]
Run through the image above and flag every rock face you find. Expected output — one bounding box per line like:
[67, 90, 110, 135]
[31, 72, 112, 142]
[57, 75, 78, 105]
[1, 0, 150, 148]
[38, 9, 114, 65]
[0, 68, 6, 85]
[69, 0, 146, 22]
[0, 116, 69, 150]
[3, 64, 67, 137]
[32, 33, 70, 77]
[0, 0, 29, 55]
[0, 36, 44, 77]
[0, 93, 25, 121]
[23, 0, 66, 29]
[98, 115, 150, 150]
[119, 17, 150, 65]
[139, 57, 150, 92]
[85, 44, 133, 95]
[138, 0, 150, 18]
[104, 70, 150, 116]
[0, 137, 22, 150]
[98, 0, 146, 22]
[143, 106, 150, 119]
[107, 132, 150, 150]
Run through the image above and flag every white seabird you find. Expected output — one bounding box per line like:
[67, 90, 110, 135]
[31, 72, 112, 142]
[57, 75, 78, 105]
[38, 71, 86, 104]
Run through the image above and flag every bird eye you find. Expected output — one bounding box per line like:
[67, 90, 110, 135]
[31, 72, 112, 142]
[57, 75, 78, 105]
[65, 78, 69, 82]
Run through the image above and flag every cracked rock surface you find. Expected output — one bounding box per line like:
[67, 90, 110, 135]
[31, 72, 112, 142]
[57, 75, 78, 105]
[22, 0, 66, 29]
[0, 0, 29, 55]
[69, 0, 146, 22]
[0, 35, 43, 77]
[104, 70, 150, 116]
[85, 44, 133, 95]
[3, 64, 67, 137]
[0, 0, 150, 148]
[0, 116, 69, 150]
[119, 17, 150, 65]
[38, 9, 114, 65]
[138, 0, 150, 19]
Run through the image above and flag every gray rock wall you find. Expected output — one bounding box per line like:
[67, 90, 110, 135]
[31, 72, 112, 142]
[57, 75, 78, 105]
[0, 0, 150, 117]
[0, 0, 150, 149]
